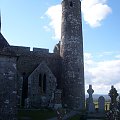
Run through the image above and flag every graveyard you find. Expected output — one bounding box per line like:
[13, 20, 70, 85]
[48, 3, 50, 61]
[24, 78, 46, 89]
[0, 0, 119, 120]
[17, 85, 120, 120]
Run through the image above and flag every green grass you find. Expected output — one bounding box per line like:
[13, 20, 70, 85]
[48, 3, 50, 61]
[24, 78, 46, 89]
[68, 114, 86, 120]
[69, 114, 81, 120]
[18, 109, 56, 120]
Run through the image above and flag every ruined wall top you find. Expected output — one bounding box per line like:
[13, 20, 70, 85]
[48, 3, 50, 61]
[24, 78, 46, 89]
[10, 46, 50, 56]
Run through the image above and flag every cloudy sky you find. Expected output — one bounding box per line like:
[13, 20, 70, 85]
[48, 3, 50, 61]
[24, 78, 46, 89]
[1, 0, 120, 94]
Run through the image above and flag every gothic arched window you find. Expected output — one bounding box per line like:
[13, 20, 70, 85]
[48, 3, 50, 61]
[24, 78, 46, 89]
[39, 73, 46, 94]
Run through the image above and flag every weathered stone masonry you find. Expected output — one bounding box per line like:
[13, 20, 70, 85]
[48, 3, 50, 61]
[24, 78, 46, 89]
[0, 0, 85, 119]
[60, 0, 85, 110]
[0, 53, 17, 119]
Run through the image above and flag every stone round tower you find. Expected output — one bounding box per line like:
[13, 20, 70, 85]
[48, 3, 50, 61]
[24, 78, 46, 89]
[60, 0, 85, 110]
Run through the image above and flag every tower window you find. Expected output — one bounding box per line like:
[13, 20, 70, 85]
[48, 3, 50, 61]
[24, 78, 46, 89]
[69, 1, 73, 7]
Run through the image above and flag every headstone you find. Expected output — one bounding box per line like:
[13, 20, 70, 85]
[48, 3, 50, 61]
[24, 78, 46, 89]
[98, 96, 105, 113]
[87, 85, 95, 113]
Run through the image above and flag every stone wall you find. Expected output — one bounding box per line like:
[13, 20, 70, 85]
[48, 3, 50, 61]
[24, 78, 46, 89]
[0, 55, 17, 119]
[10, 46, 61, 87]
[10, 45, 62, 107]
[16, 53, 61, 88]
[16, 72, 23, 107]
[10, 46, 49, 55]
[28, 61, 57, 108]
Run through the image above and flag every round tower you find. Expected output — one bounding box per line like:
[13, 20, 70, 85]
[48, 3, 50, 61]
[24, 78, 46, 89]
[60, 0, 85, 110]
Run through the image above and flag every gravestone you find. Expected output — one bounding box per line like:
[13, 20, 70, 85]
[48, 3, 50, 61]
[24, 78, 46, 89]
[109, 85, 119, 108]
[87, 85, 95, 113]
[98, 96, 105, 113]
[106, 86, 120, 120]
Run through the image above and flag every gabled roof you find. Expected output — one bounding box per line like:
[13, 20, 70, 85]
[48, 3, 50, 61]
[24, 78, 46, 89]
[0, 32, 10, 50]
[0, 12, 16, 56]
[0, 33, 16, 56]
[0, 12, 10, 51]
[29, 61, 56, 79]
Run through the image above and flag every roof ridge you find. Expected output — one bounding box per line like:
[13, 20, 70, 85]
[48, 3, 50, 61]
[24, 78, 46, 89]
[0, 32, 10, 50]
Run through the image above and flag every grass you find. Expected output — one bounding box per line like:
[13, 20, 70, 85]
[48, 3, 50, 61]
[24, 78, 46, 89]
[68, 114, 86, 120]
[69, 114, 81, 120]
[18, 109, 56, 120]
[18, 101, 110, 120]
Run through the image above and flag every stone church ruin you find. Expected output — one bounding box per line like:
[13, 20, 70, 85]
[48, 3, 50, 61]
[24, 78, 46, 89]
[0, 0, 85, 119]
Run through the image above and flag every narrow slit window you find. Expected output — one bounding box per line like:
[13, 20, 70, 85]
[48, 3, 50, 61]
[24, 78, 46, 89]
[21, 72, 28, 106]
[70, 1, 73, 7]
[43, 74, 46, 93]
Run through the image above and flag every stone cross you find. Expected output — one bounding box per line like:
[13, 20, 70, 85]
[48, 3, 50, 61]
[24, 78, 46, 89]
[109, 85, 119, 107]
[87, 85, 95, 113]
[87, 85, 94, 103]
[98, 96, 105, 113]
